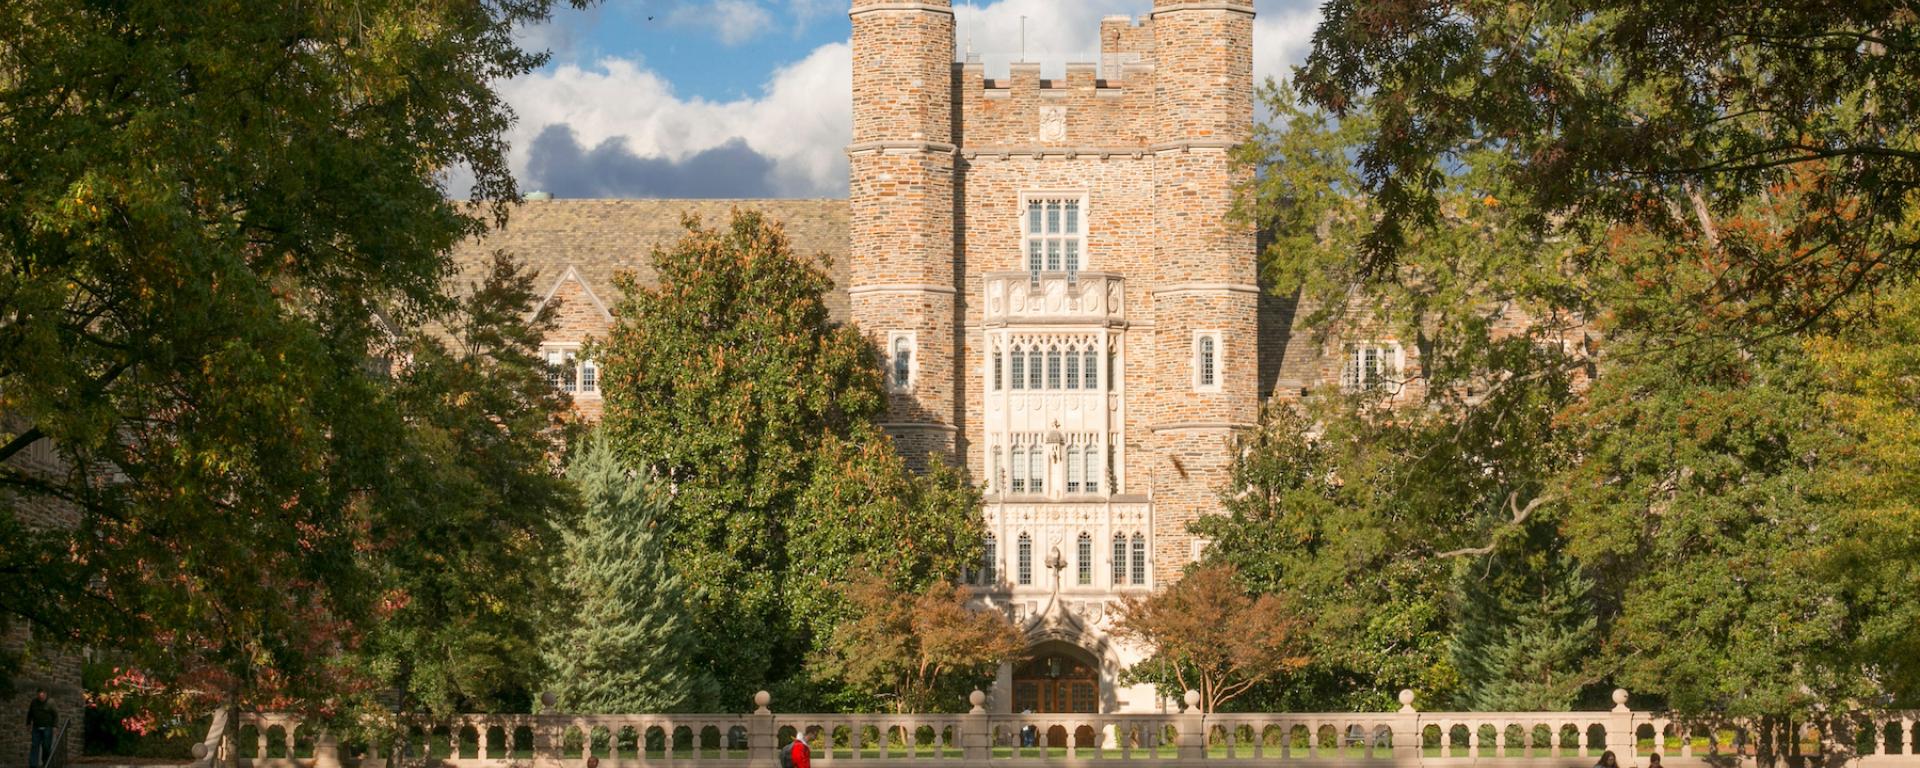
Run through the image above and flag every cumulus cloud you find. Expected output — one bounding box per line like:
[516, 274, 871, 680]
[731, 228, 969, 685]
[500, 43, 853, 198]
[666, 0, 777, 46]
[528, 128, 779, 197]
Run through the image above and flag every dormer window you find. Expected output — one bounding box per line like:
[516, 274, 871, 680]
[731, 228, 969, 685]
[543, 345, 597, 396]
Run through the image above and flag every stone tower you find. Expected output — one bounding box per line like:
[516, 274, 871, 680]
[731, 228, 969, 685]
[847, 0, 961, 463]
[848, 0, 1257, 714]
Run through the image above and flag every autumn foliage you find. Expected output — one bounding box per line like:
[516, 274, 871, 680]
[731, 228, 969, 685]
[815, 571, 1023, 713]
[1113, 565, 1307, 712]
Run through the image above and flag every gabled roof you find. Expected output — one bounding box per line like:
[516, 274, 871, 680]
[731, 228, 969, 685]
[450, 199, 852, 321]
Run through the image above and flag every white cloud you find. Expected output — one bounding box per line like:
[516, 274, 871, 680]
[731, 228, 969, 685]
[667, 0, 778, 46]
[500, 43, 853, 197]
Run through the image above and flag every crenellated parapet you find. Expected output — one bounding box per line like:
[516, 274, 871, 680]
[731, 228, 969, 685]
[954, 15, 1157, 150]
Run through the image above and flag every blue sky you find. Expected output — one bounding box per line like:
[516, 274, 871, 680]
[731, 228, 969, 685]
[497, 0, 1323, 199]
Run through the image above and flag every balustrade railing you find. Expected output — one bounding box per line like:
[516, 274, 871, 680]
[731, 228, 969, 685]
[190, 690, 1920, 768]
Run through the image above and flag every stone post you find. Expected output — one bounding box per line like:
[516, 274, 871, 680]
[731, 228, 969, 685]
[1177, 691, 1207, 761]
[748, 691, 778, 768]
[313, 730, 343, 768]
[1607, 689, 1638, 760]
[962, 691, 992, 763]
[1392, 689, 1424, 768]
[535, 692, 559, 768]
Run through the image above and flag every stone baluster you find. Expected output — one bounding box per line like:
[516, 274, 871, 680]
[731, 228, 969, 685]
[256, 725, 269, 760]
[477, 722, 490, 761]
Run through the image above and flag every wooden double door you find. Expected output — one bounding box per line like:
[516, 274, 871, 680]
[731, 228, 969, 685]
[1012, 651, 1099, 747]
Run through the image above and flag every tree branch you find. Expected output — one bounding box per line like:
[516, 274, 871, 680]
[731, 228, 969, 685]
[1436, 491, 1556, 558]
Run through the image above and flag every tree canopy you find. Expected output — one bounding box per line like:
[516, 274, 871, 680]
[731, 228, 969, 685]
[594, 211, 982, 709]
[0, 0, 585, 717]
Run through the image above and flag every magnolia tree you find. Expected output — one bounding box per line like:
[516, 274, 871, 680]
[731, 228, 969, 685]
[1113, 565, 1308, 713]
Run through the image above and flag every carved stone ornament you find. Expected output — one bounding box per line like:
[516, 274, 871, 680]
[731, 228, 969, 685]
[1038, 106, 1067, 143]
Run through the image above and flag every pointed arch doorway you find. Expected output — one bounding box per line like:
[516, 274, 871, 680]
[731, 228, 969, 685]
[1011, 641, 1099, 715]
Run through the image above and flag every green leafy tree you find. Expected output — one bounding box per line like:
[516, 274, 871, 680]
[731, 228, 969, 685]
[1294, 0, 1920, 337]
[355, 253, 579, 716]
[0, 0, 587, 717]
[543, 433, 705, 713]
[595, 211, 981, 707]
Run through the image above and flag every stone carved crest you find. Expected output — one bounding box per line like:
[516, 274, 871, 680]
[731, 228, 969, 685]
[1038, 106, 1067, 143]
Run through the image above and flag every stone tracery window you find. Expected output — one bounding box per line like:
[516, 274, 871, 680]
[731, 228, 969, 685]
[1083, 444, 1100, 494]
[1082, 346, 1098, 390]
[1130, 533, 1148, 586]
[1027, 347, 1043, 389]
[1010, 346, 1025, 390]
[1077, 533, 1093, 586]
[1111, 534, 1127, 586]
[1017, 533, 1033, 586]
[981, 534, 998, 585]
[1010, 445, 1027, 493]
[1066, 445, 1083, 493]
[1065, 345, 1081, 389]
[1046, 347, 1062, 389]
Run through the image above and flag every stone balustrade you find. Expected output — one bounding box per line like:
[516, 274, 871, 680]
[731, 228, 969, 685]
[192, 690, 1920, 768]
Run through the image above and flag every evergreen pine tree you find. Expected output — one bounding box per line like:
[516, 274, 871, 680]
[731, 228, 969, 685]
[544, 434, 709, 713]
[1449, 525, 1598, 712]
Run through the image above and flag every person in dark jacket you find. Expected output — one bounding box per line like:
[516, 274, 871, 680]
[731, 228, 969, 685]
[26, 689, 58, 768]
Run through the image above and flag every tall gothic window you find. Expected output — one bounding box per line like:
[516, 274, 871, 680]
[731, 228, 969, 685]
[989, 449, 1002, 494]
[1066, 445, 1083, 493]
[1065, 347, 1081, 389]
[1046, 347, 1062, 389]
[1010, 446, 1027, 493]
[1130, 533, 1148, 585]
[1017, 533, 1033, 586]
[1111, 534, 1127, 586]
[1026, 198, 1084, 275]
[1010, 347, 1025, 390]
[993, 350, 1003, 390]
[1077, 533, 1093, 586]
[1083, 347, 1098, 390]
[1083, 445, 1100, 494]
[982, 535, 998, 585]
[1196, 334, 1218, 389]
[891, 335, 913, 391]
[1027, 445, 1045, 494]
[1027, 348, 1043, 390]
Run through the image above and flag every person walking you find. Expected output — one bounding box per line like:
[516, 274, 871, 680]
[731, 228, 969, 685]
[1595, 750, 1620, 768]
[26, 689, 58, 768]
[781, 730, 811, 768]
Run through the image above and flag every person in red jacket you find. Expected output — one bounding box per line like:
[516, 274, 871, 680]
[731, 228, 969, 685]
[781, 731, 811, 768]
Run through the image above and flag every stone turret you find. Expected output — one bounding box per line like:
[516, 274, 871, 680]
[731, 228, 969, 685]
[848, 0, 961, 464]
[1146, 0, 1258, 583]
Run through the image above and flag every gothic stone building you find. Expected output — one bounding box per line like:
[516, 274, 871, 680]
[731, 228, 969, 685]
[457, 0, 1403, 716]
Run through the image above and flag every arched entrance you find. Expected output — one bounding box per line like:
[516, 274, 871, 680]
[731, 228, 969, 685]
[1011, 642, 1099, 715]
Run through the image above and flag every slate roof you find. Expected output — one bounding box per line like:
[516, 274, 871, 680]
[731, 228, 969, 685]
[450, 199, 853, 321]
